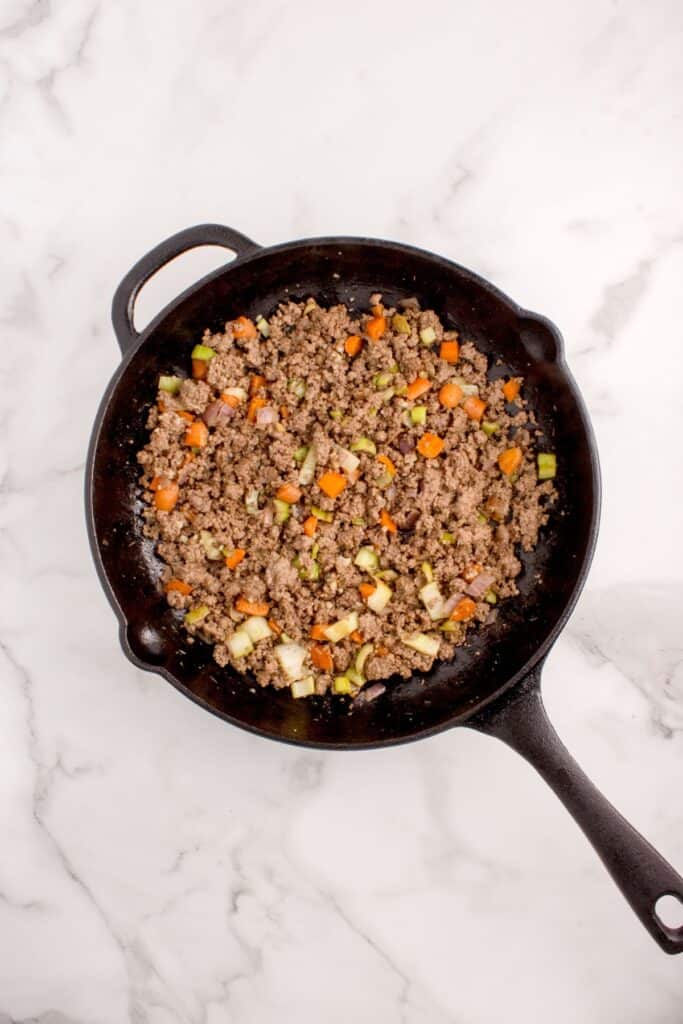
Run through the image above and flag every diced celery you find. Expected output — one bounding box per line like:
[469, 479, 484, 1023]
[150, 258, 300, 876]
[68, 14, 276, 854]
[355, 643, 374, 676]
[351, 516, 367, 527]
[242, 616, 272, 642]
[307, 561, 321, 582]
[376, 569, 398, 582]
[410, 406, 427, 425]
[330, 409, 343, 420]
[274, 498, 291, 523]
[293, 445, 309, 464]
[227, 629, 254, 658]
[367, 578, 392, 613]
[245, 488, 260, 515]
[484, 590, 498, 605]
[350, 437, 377, 455]
[389, 363, 399, 373]
[311, 506, 333, 523]
[377, 470, 393, 489]
[537, 452, 557, 480]
[440, 531, 456, 545]
[291, 677, 315, 699]
[288, 378, 306, 399]
[298, 444, 317, 485]
[395, 385, 408, 396]
[338, 448, 360, 474]
[346, 667, 364, 687]
[392, 314, 411, 334]
[419, 581, 447, 620]
[324, 612, 359, 643]
[333, 676, 354, 694]
[421, 562, 434, 583]
[303, 298, 317, 314]
[184, 605, 210, 626]
[482, 420, 500, 437]
[476, 512, 488, 524]
[255, 315, 270, 337]
[373, 371, 394, 389]
[354, 546, 379, 573]
[191, 344, 216, 361]
[401, 632, 440, 657]
[159, 375, 182, 394]
[275, 642, 308, 680]
[419, 326, 436, 346]
[200, 530, 223, 560]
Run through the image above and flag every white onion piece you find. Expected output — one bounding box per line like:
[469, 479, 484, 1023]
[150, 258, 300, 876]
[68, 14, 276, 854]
[255, 405, 278, 425]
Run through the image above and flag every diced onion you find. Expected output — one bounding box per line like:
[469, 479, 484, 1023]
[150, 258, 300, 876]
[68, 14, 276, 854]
[291, 676, 315, 699]
[275, 642, 308, 680]
[200, 530, 223, 560]
[419, 581, 447, 620]
[241, 616, 272, 643]
[401, 633, 440, 657]
[298, 444, 317, 486]
[367, 578, 392, 613]
[184, 605, 210, 626]
[324, 612, 359, 643]
[338, 447, 360, 474]
[227, 629, 254, 658]
[354, 546, 379, 573]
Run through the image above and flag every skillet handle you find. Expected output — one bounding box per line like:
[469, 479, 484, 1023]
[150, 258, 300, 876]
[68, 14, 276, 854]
[111, 223, 261, 355]
[469, 669, 683, 954]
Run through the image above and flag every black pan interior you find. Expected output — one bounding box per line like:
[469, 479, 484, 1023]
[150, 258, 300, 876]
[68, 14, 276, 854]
[88, 239, 598, 748]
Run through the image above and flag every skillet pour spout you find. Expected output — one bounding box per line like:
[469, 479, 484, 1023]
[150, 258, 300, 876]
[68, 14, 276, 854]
[86, 223, 683, 953]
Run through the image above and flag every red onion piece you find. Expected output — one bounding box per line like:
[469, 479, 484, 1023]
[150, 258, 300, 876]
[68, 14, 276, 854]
[466, 571, 496, 599]
[354, 683, 386, 705]
[203, 400, 234, 428]
[255, 405, 278, 425]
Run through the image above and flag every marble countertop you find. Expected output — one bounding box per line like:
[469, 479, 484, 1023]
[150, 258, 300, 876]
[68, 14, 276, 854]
[2, 0, 682, 1020]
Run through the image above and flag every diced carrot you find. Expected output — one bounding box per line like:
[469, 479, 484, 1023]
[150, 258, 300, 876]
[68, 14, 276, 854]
[345, 334, 363, 357]
[149, 476, 163, 491]
[176, 410, 195, 423]
[267, 619, 282, 636]
[310, 624, 329, 640]
[221, 392, 241, 408]
[184, 420, 208, 447]
[318, 471, 347, 499]
[371, 304, 383, 317]
[157, 399, 166, 412]
[192, 358, 208, 379]
[376, 644, 389, 657]
[250, 374, 266, 396]
[280, 404, 290, 419]
[182, 452, 194, 467]
[438, 382, 464, 409]
[440, 340, 460, 363]
[303, 515, 318, 537]
[450, 597, 477, 622]
[366, 315, 386, 341]
[417, 432, 445, 459]
[462, 395, 486, 421]
[235, 596, 270, 616]
[462, 562, 482, 583]
[359, 582, 376, 600]
[406, 377, 431, 401]
[377, 454, 396, 477]
[165, 579, 192, 595]
[350, 630, 364, 644]
[232, 316, 257, 340]
[276, 483, 302, 504]
[311, 645, 334, 672]
[224, 548, 246, 570]
[154, 481, 179, 511]
[247, 396, 267, 423]
[379, 507, 397, 533]
[502, 378, 521, 403]
[498, 446, 523, 476]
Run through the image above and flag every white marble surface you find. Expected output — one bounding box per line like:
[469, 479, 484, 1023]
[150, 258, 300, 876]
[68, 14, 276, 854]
[1, 0, 683, 1020]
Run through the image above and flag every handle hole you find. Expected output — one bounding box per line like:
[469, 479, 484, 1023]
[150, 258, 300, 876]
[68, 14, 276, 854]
[133, 245, 236, 333]
[654, 894, 683, 930]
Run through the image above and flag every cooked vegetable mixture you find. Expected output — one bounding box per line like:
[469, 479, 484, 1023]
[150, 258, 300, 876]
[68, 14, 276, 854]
[137, 296, 556, 701]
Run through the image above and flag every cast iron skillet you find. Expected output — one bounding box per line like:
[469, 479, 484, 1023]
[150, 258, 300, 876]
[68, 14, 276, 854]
[86, 223, 683, 952]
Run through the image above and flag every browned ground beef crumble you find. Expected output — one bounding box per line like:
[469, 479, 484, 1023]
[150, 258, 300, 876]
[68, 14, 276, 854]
[137, 296, 556, 700]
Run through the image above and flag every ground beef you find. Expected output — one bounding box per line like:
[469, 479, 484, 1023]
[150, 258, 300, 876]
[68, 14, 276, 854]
[137, 298, 556, 698]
